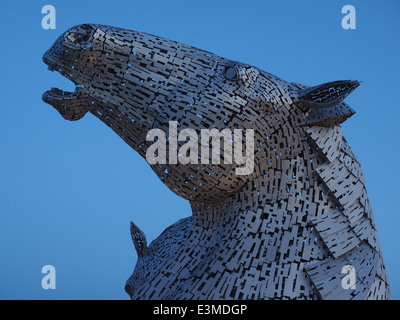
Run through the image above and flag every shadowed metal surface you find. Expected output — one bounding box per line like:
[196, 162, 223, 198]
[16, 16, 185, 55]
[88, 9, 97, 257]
[42, 24, 390, 300]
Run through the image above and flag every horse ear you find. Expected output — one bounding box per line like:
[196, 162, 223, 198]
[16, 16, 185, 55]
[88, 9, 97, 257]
[130, 221, 148, 258]
[294, 80, 360, 110]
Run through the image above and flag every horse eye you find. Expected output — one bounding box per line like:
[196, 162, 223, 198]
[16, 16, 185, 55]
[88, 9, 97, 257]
[224, 65, 238, 81]
[73, 31, 90, 44]
[67, 25, 93, 44]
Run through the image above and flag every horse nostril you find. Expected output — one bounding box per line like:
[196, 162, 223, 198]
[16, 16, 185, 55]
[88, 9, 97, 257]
[125, 284, 133, 297]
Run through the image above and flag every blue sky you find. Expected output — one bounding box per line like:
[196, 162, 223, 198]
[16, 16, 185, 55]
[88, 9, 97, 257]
[0, 0, 399, 299]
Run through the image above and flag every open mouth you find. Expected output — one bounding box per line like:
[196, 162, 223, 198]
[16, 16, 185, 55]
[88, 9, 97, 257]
[43, 86, 86, 104]
[42, 60, 92, 121]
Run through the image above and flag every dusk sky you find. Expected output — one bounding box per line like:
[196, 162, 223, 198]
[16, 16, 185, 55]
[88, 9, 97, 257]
[1, 0, 399, 299]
